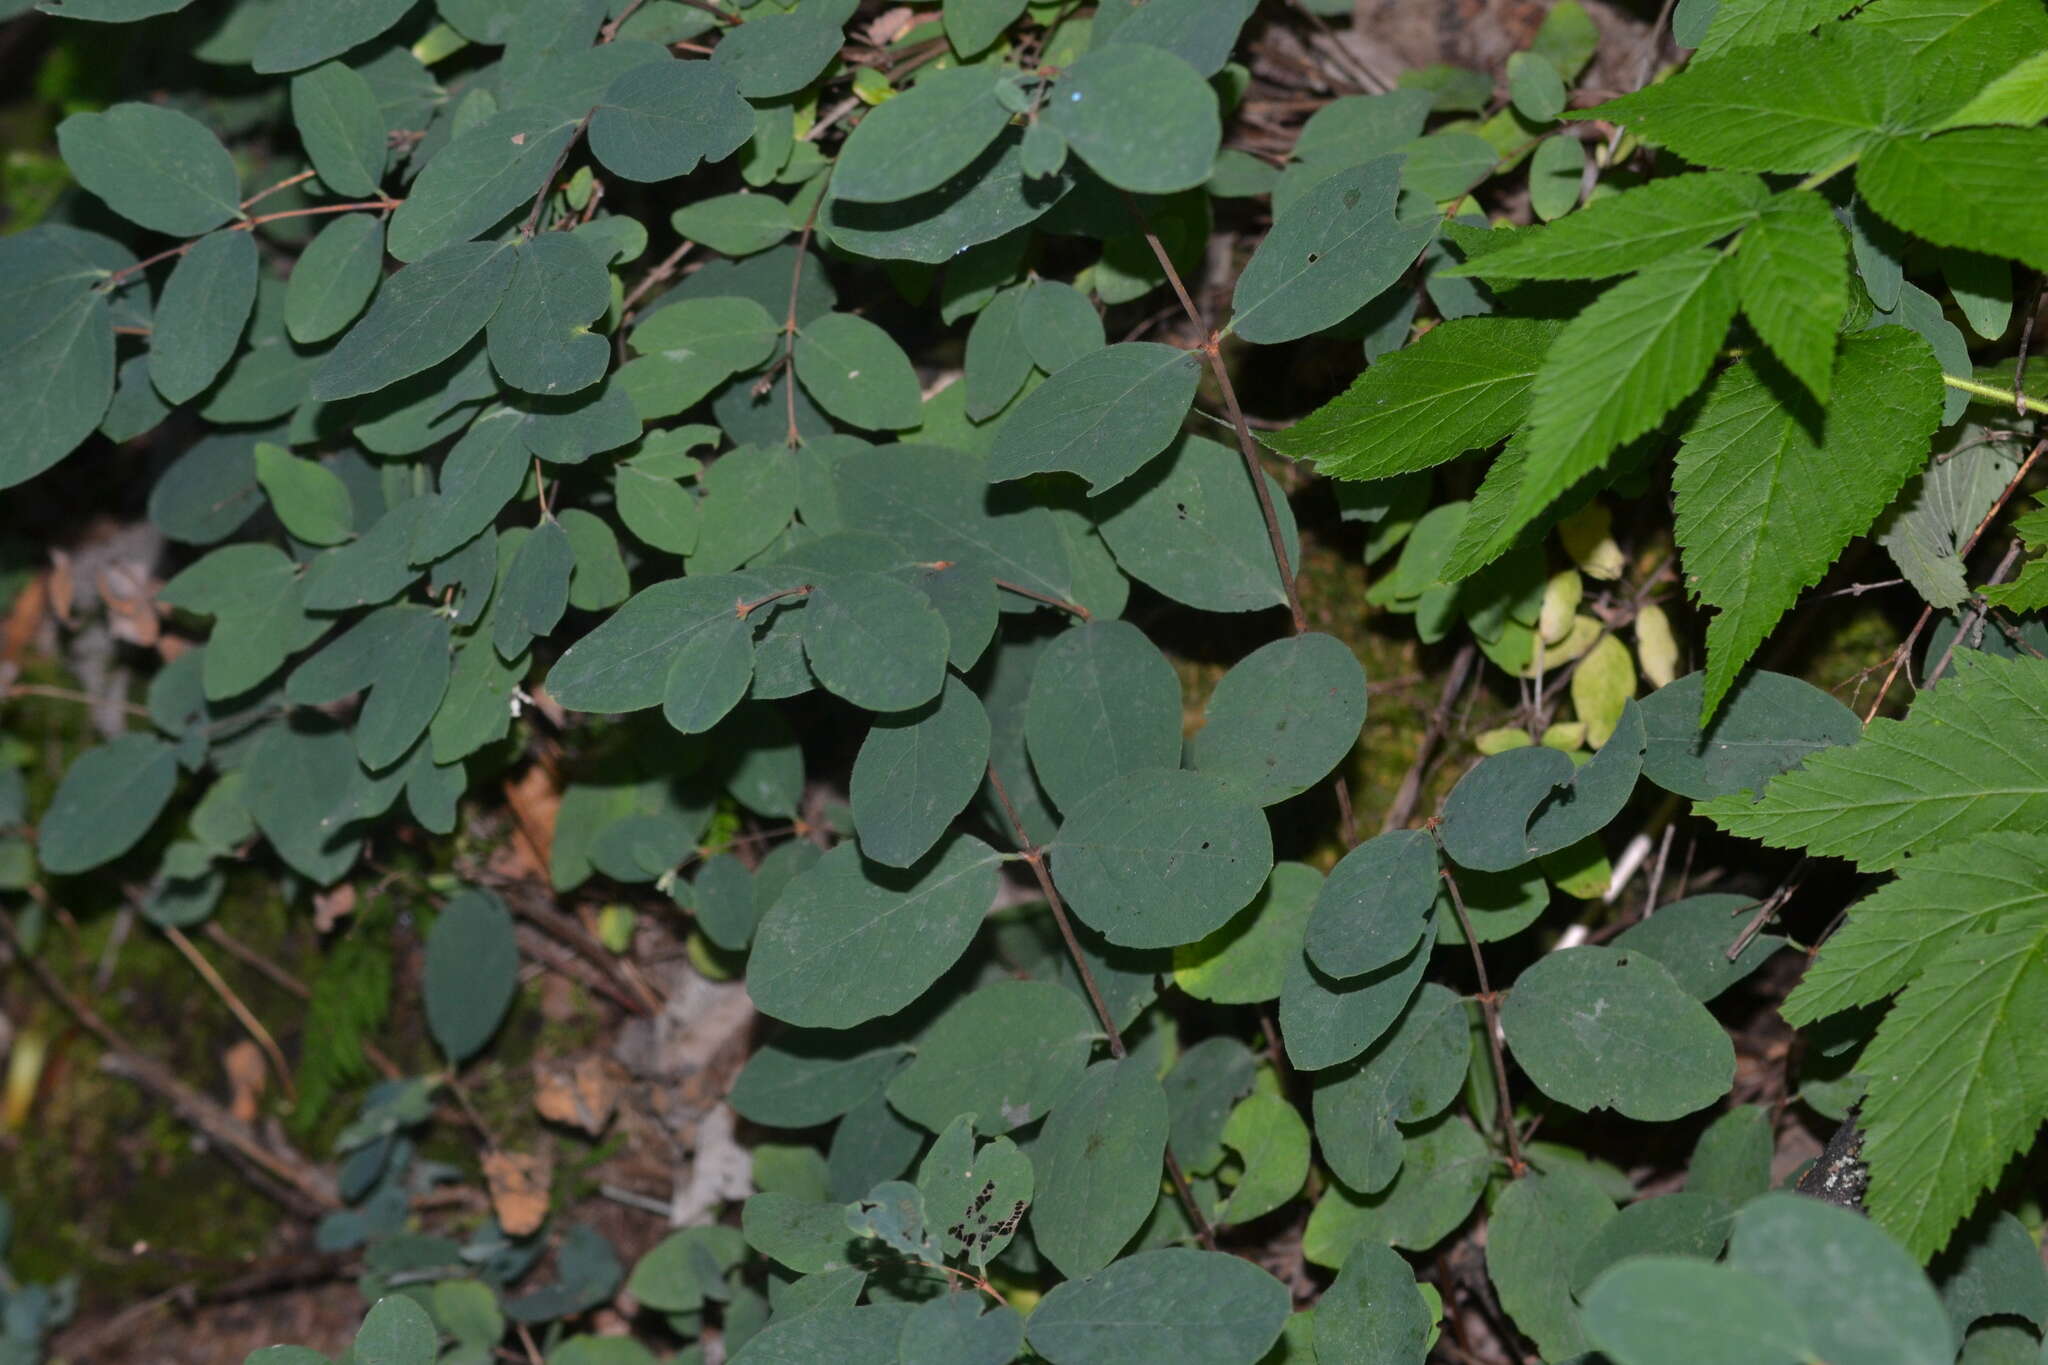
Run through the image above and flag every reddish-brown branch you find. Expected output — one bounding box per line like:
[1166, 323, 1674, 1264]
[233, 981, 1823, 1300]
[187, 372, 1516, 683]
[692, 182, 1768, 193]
[240, 167, 317, 210]
[993, 579, 1091, 621]
[782, 168, 832, 447]
[985, 763, 1220, 1249]
[103, 198, 402, 286]
[1433, 851, 1525, 1177]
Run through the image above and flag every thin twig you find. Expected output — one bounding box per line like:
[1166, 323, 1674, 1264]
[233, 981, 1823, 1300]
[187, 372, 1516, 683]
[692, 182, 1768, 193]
[522, 114, 592, 239]
[985, 764, 1220, 1249]
[619, 238, 696, 318]
[782, 168, 832, 446]
[2015, 273, 2042, 417]
[1433, 854, 1524, 1176]
[3, 682, 152, 719]
[993, 579, 1091, 621]
[1383, 642, 1476, 832]
[240, 168, 317, 210]
[103, 198, 403, 285]
[1922, 539, 2025, 690]
[161, 922, 298, 1102]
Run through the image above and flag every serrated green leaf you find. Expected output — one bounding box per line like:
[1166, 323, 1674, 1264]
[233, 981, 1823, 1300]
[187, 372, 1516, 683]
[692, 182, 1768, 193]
[1049, 768, 1274, 949]
[1937, 46, 2048, 130]
[884, 979, 1097, 1133]
[1042, 47, 1221, 195]
[57, 102, 240, 236]
[255, 442, 354, 545]
[1024, 620, 1181, 812]
[1736, 187, 1847, 401]
[1519, 247, 1738, 528]
[423, 888, 518, 1063]
[794, 311, 923, 431]
[1033, 1058, 1170, 1275]
[834, 66, 1012, 204]
[1456, 172, 1768, 281]
[587, 57, 751, 182]
[850, 675, 990, 868]
[748, 835, 1002, 1029]
[988, 341, 1201, 493]
[1858, 127, 2048, 273]
[1576, 25, 1911, 173]
[1673, 329, 1943, 716]
[385, 109, 579, 263]
[314, 241, 518, 401]
[285, 213, 384, 345]
[1268, 316, 1559, 480]
[1786, 832, 2048, 1028]
[1311, 983, 1469, 1194]
[149, 228, 258, 406]
[1501, 944, 1735, 1120]
[1024, 1249, 1289, 1365]
[252, 0, 417, 73]
[291, 61, 386, 198]
[1229, 155, 1432, 344]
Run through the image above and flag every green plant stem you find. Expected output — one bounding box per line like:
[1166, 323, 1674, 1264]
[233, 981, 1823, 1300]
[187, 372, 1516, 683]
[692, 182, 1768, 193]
[983, 762, 1221, 1250]
[1795, 153, 1858, 192]
[1943, 371, 2048, 414]
[1432, 849, 1526, 1178]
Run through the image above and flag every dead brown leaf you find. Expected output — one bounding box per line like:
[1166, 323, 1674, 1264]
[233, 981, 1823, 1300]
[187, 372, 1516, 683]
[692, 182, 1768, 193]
[863, 5, 915, 47]
[99, 562, 162, 649]
[312, 884, 357, 934]
[483, 1149, 553, 1237]
[533, 1054, 626, 1137]
[223, 1041, 266, 1124]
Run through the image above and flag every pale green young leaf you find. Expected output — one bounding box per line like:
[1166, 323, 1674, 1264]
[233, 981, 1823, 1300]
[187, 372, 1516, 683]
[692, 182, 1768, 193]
[255, 443, 354, 546]
[1266, 316, 1560, 479]
[1785, 832, 2048, 1026]
[1857, 127, 2048, 273]
[1215, 1092, 1310, 1224]
[290, 61, 386, 198]
[833, 66, 1012, 204]
[1228, 155, 1432, 344]
[1936, 48, 2048, 130]
[1172, 861, 1322, 1006]
[251, 0, 417, 73]
[849, 675, 990, 868]
[1032, 1059, 1170, 1276]
[1049, 768, 1274, 949]
[794, 312, 923, 431]
[1519, 247, 1740, 529]
[1024, 620, 1182, 812]
[284, 213, 383, 345]
[748, 836, 1002, 1029]
[988, 342, 1202, 493]
[1673, 329, 1941, 718]
[385, 109, 579, 263]
[1735, 188, 1847, 402]
[1700, 653, 2048, 870]
[1507, 50, 1566, 122]
[587, 57, 752, 182]
[56, 103, 241, 236]
[488, 234, 611, 397]
[313, 241, 518, 401]
[148, 228, 258, 406]
[1575, 26, 1912, 173]
[1452, 172, 1768, 281]
[1042, 47, 1221, 195]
